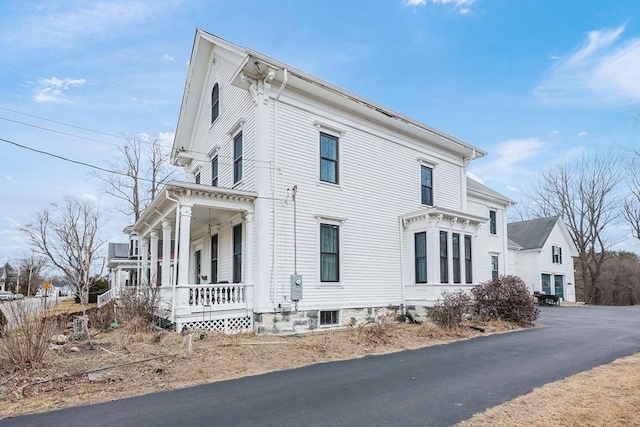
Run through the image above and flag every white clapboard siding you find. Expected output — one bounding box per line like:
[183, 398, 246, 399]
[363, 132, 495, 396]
[269, 94, 467, 310]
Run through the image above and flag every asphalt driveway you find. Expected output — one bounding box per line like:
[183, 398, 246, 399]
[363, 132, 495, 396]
[3, 305, 639, 427]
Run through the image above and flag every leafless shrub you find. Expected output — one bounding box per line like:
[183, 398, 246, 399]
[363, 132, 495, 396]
[117, 286, 160, 333]
[357, 311, 396, 345]
[0, 300, 59, 372]
[430, 290, 472, 330]
[88, 300, 116, 332]
[471, 276, 539, 324]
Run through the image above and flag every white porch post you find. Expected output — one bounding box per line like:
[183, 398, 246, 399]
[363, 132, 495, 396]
[140, 238, 149, 286]
[150, 231, 158, 286]
[177, 204, 193, 286]
[243, 211, 255, 311]
[162, 220, 172, 287]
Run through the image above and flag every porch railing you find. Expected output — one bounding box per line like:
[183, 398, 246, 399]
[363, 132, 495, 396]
[176, 283, 247, 311]
[97, 289, 114, 308]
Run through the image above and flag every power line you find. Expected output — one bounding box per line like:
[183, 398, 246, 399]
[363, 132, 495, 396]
[0, 107, 272, 164]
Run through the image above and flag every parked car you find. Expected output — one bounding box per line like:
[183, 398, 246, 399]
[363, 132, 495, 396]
[12, 293, 24, 300]
[0, 291, 13, 301]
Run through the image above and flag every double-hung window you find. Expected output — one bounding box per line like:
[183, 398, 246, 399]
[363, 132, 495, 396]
[464, 235, 473, 283]
[319, 132, 338, 184]
[211, 83, 219, 123]
[232, 224, 242, 283]
[491, 255, 499, 280]
[210, 234, 218, 284]
[489, 210, 497, 235]
[415, 232, 427, 283]
[233, 132, 243, 184]
[440, 231, 448, 283]
[195, 172, 201, 185]
[421, 166, 433, 206]
[452, 233, 461, 284]
[320, 224, 340, 282]
[211, 156, 218, 186]
[552, 245, 562, 264]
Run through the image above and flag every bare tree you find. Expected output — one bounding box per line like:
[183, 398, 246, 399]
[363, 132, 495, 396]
[621, 148, 640, 242]
[17, 252, 47, 297]
[522, 151, 624, 304]
[22, 197, 105, 307]
[93, 133, 178, 222]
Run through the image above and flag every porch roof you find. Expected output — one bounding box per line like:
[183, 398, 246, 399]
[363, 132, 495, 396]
[133, 181, 257, 237]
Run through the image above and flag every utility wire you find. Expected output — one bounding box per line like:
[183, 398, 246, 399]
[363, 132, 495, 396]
[0, 108, 272, 163]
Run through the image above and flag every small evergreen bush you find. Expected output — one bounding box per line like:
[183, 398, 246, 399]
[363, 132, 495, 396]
[471, 275, 539, 323]
[430, 290, 472, 330]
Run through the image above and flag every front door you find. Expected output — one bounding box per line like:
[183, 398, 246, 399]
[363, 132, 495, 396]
[194, 250, 202, 284]
[541, 274, 551, 294]
[554, 275, 564, 299]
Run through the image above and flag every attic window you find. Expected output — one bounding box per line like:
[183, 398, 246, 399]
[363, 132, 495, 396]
[211, 83, 219, 123]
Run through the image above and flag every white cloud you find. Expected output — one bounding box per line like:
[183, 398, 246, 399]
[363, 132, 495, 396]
[577, 131, 588, 137]
[32, 77, 86, 104]
[163, 54, 174, 61]
[5, 217, 22, 229]
[468, 138, 546, 186]
[406, 0, 476, 14]
[548, 55, 561, 60]
[506, 185, 518, 192]
[535, 25, 640, 106]
[5, 176, 14, 182]
[548, 130, 559, 136]
[81, 193, 98, 202]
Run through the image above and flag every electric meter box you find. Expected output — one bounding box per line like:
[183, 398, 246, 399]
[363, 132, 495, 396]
[290, 274, 303, 301]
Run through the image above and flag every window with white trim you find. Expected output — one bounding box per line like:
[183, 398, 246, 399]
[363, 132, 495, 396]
[232, 224, 242, 283]
[489, 210, 497, 235]
[233, 132, 243, 184]
[211, 156, 218, 187]
[195, 172, 201, 185]
[319, 310, 340, 326]
[491, 254, 499, 280]
[415, 232, 427, 283]
[210, 234, 218, 284]
[464, 235, 473, 284]
[211, 83, 219, 123]
[421, 166, 433, 206]
[440, 231, 448, 283]
[320, 224, 340, 282]
[552, 245, 562, 264]
[319, 132, 338, 184]
[452, 233, 461, 284]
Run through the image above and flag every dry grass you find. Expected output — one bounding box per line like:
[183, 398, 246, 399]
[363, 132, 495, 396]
[457, 353, 640, 427]
[0, 319, 517, 418]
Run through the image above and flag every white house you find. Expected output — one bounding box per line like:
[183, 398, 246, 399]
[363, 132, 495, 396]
[106, 29, 513, 334]
[507, 216, 578, 302]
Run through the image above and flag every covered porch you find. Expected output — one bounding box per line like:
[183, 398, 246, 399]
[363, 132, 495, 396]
[132, 181, 257, 332]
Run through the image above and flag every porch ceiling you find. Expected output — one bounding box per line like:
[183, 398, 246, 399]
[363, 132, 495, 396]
[134, 181, 257, 236]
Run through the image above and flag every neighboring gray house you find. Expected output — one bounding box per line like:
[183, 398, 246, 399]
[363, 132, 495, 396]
[507, 216, 578, 302]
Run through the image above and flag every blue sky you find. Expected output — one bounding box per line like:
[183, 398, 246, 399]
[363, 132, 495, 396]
[1, 0, 639, 265]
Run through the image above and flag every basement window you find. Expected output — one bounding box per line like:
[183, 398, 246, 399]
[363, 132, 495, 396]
[319, 310, 340, 326]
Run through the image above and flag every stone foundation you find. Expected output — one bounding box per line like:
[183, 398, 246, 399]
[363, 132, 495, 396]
[254, 305, 432, 335]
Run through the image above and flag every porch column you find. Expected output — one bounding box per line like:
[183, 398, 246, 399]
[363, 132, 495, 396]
[243, 211, 255, 311]
[140, 238, 149, 286]
[177, 204, 193, 286]
[161, 220, 172, 287]
[150, 231, 158, 286]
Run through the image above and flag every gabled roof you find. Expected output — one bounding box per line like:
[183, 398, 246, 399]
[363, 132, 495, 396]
[507, 216, 560, 250]
[467, 177, 515, 206]
[172, 29, 487, 164]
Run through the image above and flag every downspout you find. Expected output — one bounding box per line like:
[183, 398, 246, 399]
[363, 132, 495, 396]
[271, 69, 288, 307]
[398, 216, 406, 311]
[165, 189, 181, 324]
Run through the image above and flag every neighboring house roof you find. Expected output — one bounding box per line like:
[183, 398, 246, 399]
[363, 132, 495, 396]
[507, 238, 523, 250]
[108, 243, 130, 260]
[466, 177, 515, 206]
[172, 29, 487, 166]
[507, 216, 561, 250]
